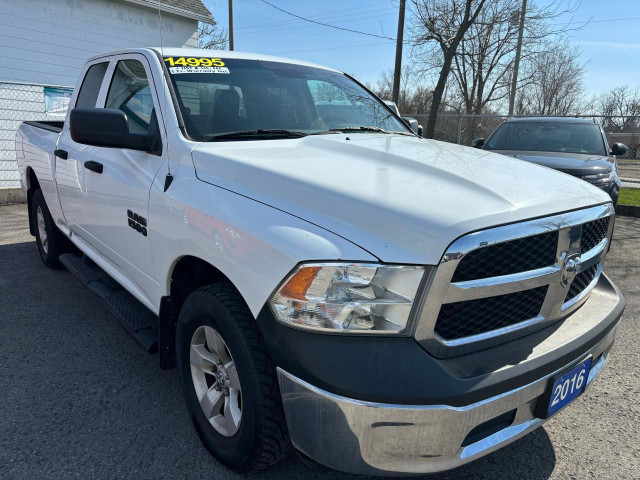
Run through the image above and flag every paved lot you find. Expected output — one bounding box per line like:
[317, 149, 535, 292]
[619, 160, 640, 189]
[1, 203, 639, 480]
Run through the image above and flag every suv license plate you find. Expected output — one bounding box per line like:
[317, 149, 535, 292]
[543, 358, 592, 417]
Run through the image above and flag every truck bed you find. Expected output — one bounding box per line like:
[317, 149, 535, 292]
[23, 120, 64, 133]
[16, 120, 65, 225]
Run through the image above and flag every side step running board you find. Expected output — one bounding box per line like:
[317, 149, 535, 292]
[59, 253, 158, 353]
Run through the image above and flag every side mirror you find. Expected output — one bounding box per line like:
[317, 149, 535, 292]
[383, 100, 400, 116]
[610, 142, 627, 156]
[70, 108, 159, 153]
[417, 124, 423, 137]
[472, 138, 485, 148]
[402, 116, 419, 135]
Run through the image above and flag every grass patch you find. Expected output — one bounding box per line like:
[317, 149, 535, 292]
[619, 188, 640, 206]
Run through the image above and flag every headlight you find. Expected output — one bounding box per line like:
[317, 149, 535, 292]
[269, 263, 425, 334]
[581, 172, 614, 184]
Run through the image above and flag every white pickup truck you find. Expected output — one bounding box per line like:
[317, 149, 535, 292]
[16, 48, 625, 476]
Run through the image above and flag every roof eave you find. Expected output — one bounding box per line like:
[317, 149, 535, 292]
[123, 0, 215, 24]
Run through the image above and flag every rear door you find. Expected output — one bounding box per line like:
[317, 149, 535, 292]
[78, 54, 167, 304]
[56, 60, 110, 232]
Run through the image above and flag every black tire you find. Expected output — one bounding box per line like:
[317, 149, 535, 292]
[176, 283, 292, 472]
[31, 189, 71, 269]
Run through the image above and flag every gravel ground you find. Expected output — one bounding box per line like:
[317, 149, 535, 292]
[1, 203, 638, 480]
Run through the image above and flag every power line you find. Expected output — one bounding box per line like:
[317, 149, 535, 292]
[268, 41, 395, 55]
[238, 1, 390, 28]
[571, 16, 640, 24]
[547, 16, 640, 28]
[237, 1, 392, 30]
[260, 0, 395, 41]
[240, 12, 398, 36]
[237, 7, 397, 33]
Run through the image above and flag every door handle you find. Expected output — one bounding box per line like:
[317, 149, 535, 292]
[84, 161, 103, 174]
[54, 149, 68, 159]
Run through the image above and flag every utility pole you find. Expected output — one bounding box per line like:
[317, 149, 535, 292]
[392, 0, 406, 107]
[508, 0, 527, 115]
[229, 0, 234, 51]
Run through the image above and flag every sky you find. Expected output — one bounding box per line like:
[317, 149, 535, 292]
[206, 0, 640, 96]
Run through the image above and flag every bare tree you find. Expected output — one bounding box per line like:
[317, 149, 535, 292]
[405, 85, 434, 114]
[372, 68, 402, 103]
[199, 21, 228, 49]
[447, 0, 583, 114]
[369, 67, 433, 114]
[597, 85, 640, 132]
[198, 1, 228, 50]
[409, 0, 584, 118]
[410, 0, 488, 138]
[451, 0, 520, 114]
[515, 41, 585, 115]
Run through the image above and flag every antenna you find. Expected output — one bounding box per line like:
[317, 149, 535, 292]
[157, 1, 173, 191]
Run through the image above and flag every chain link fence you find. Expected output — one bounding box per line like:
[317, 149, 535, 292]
[0, 81, 72, 188]
[410, 113, 640, 159]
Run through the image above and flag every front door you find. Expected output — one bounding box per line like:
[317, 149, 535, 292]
[77, 54, 166, 305]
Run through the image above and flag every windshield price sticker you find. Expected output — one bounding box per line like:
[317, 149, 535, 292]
[169, 66, 229, 74]
[165, 57, 229, 74]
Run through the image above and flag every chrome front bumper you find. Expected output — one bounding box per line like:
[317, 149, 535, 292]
[277, 324, 618, 476]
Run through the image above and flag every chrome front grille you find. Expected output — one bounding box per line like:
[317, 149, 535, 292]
[435, 286, 548, 340]
[415, 204, 615, 358]
[451, 230, 558, 282]
[581, 217, 610, 254]
[564, 262, 601, 304]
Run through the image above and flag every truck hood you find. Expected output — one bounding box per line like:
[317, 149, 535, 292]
[192, 134, 610, 264]
[485, 150, 614, 177]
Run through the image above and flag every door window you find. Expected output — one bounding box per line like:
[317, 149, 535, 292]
[75, 62, 109, 108]
[105, 60, 155, 134]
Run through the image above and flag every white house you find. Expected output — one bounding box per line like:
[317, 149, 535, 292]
[0, 0, 212, 194]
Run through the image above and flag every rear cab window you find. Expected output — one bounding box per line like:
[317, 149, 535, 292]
[75, 62, 109, 108]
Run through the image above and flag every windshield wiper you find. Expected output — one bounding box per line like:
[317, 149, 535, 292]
[328, 126, 413, 136]
[328, 126, 390, 134]
[208, 129, 308, 141]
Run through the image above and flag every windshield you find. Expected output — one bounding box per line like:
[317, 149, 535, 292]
[163, 56, 410, 141]
[484, 122, 606, 156]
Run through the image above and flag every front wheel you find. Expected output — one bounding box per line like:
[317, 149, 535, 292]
[176, 283, 292, 472]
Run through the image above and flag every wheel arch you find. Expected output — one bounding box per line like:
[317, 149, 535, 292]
[169, 255, 249, 309]
[158, 254, 255, 370]
[26, 166, 40, 191]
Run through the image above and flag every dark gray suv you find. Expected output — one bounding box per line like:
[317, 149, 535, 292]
[473, 117, 625, 205]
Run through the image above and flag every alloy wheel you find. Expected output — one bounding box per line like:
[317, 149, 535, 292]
[36, 205, 48, 254]
[190, 325, 242, 437]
